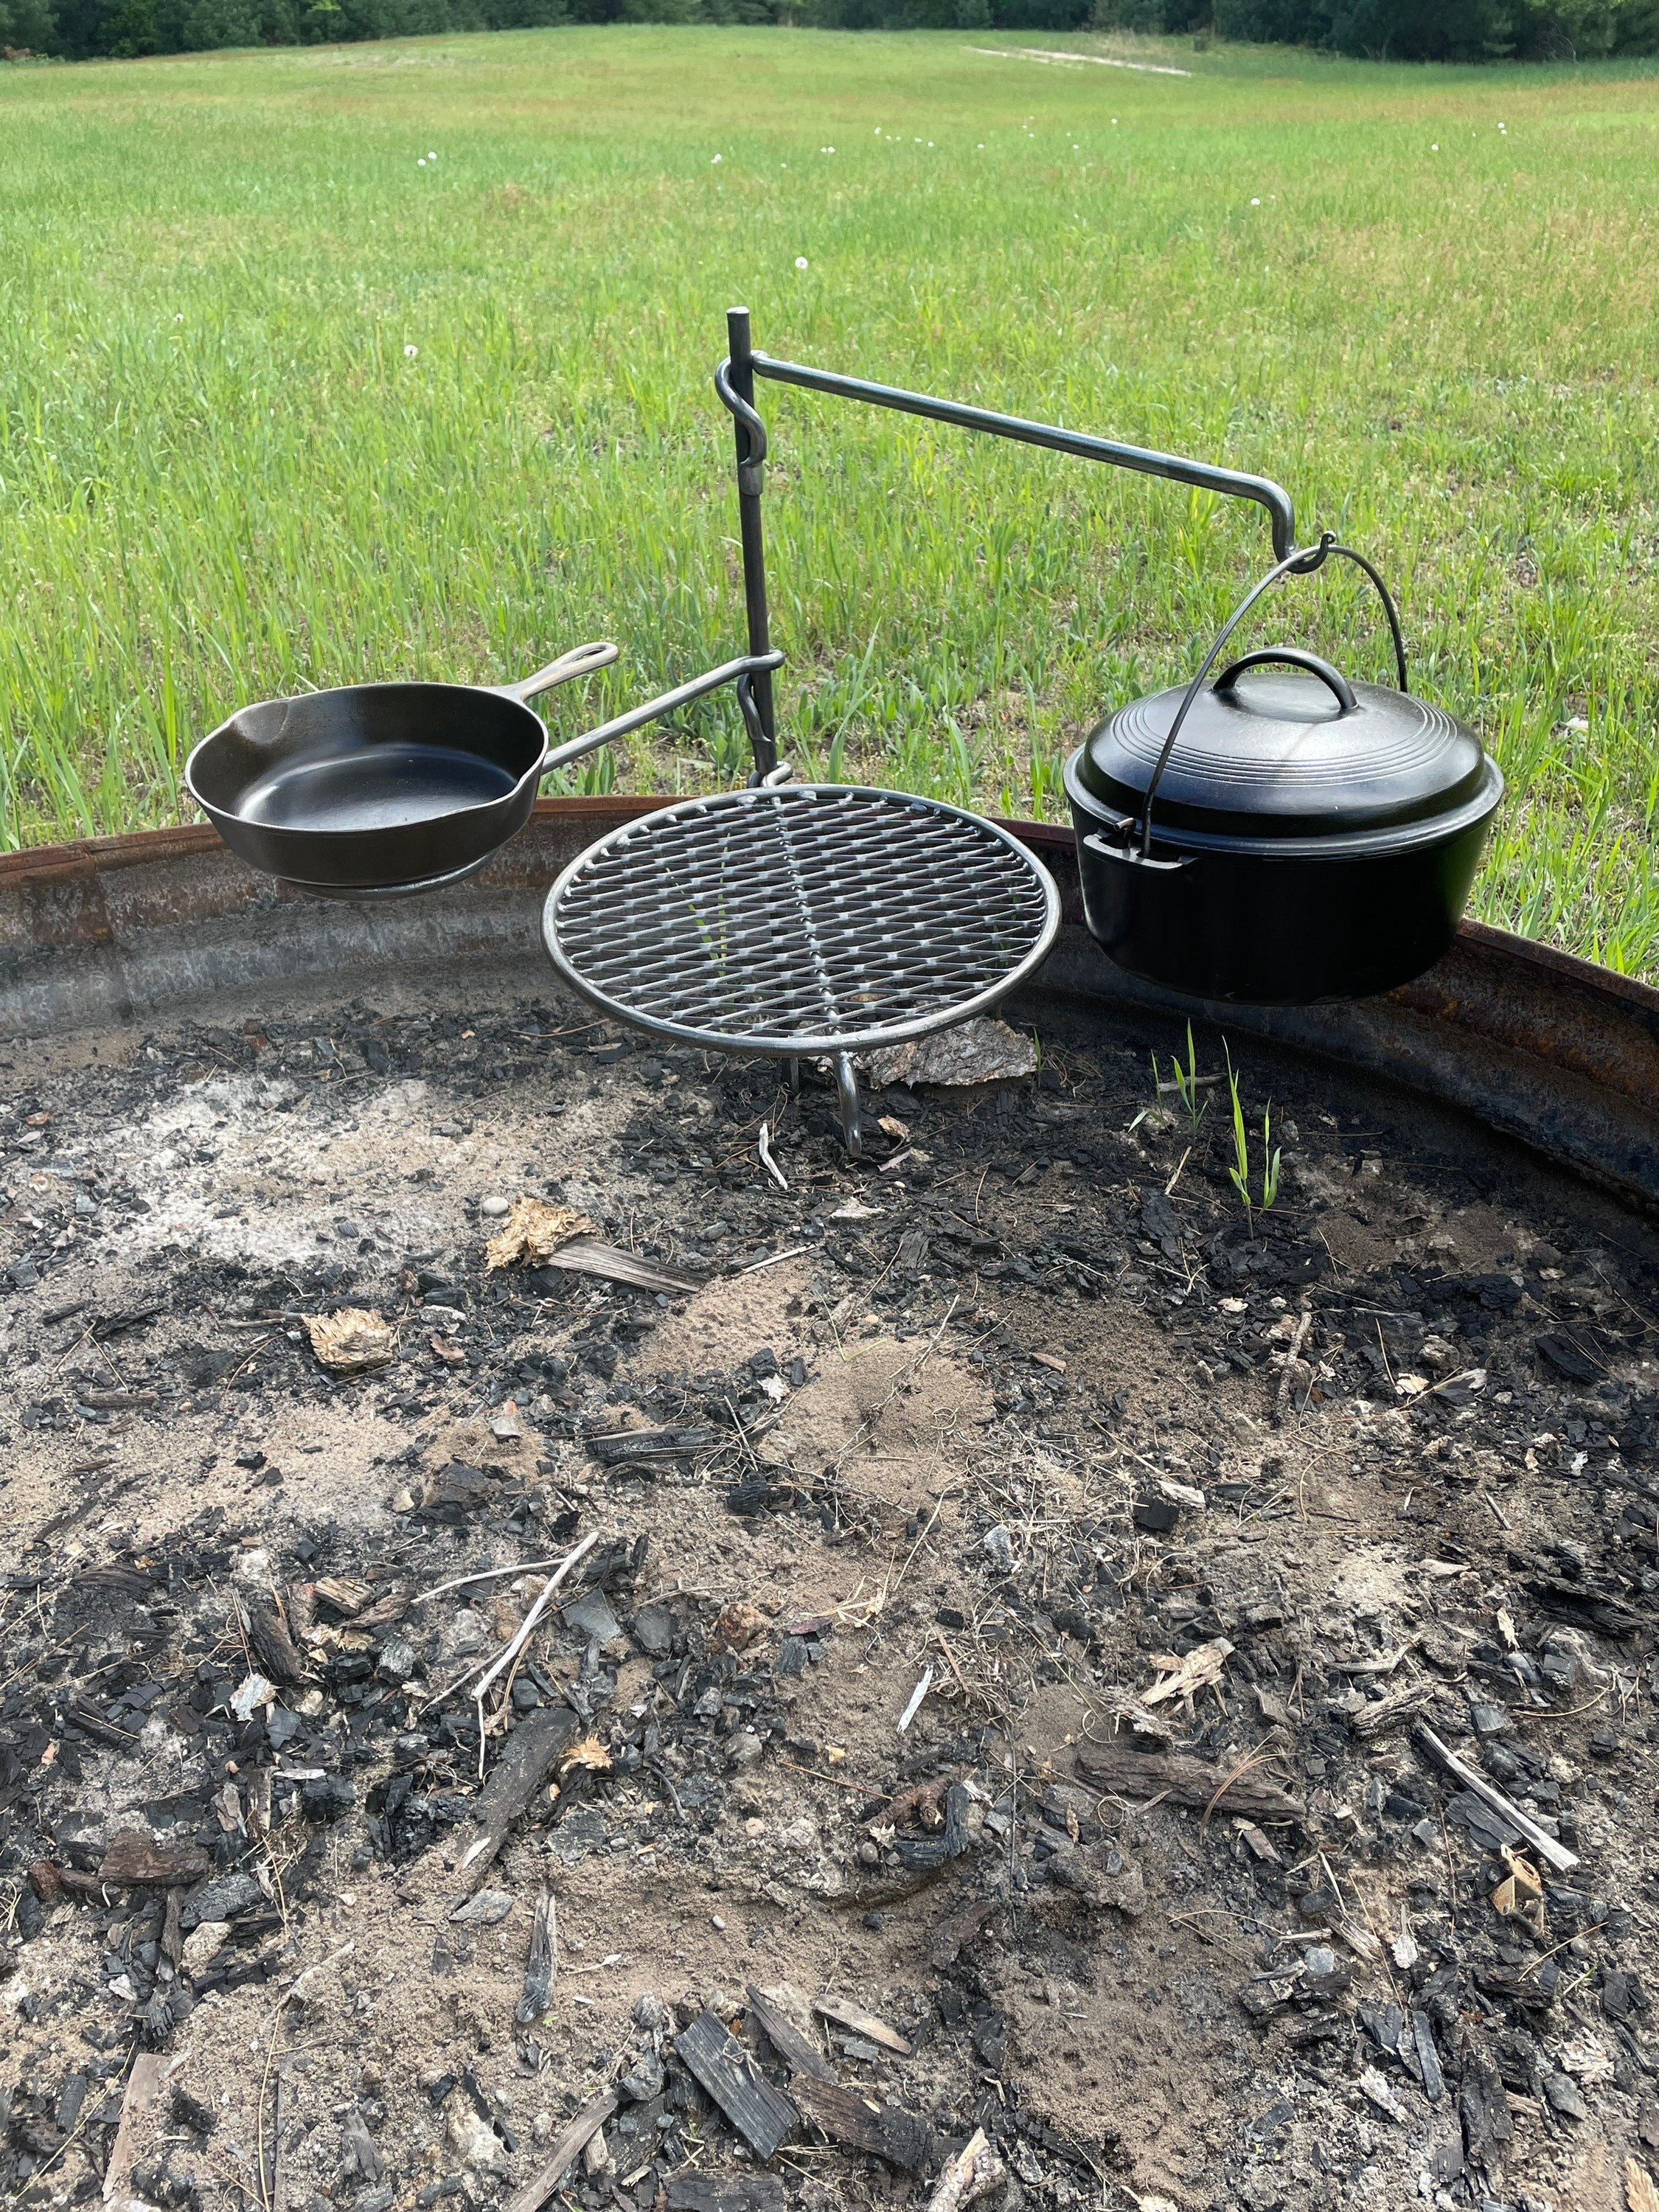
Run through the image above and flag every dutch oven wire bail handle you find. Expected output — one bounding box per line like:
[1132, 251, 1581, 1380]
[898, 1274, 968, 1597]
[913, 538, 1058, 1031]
[1129, 532, 1411, 860]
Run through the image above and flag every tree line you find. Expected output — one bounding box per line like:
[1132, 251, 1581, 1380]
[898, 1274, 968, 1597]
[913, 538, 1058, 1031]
[4, 0, 1654, 78]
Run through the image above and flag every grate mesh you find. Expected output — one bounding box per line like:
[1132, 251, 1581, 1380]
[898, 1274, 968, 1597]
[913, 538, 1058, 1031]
[543, 785, 1058, 1056]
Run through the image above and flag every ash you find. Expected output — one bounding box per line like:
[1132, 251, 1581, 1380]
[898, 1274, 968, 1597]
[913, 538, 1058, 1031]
[1, 970, 1656, 2212]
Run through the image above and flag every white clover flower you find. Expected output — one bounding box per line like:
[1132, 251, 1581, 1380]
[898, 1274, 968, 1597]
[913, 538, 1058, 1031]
[404, 344, 418, 358]
[417, 157, 426, 166]
[712, 153, 723, 164]
[1250, 196, 1260, 205]
[1431, 142, 1439, 150]
[795, 255, 809, 269]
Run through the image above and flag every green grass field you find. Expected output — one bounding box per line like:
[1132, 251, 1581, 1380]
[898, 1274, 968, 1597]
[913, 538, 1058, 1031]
[1, 29, 1656, 971]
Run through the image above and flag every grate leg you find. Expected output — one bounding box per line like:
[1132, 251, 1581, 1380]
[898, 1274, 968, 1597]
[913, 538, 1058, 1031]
[784, 1057, 801, 1094]
[834, 1054, 863, 1158]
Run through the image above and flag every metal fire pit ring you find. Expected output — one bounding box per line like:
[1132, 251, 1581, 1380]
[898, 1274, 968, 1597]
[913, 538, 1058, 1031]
[541, 782, 1061, 1154]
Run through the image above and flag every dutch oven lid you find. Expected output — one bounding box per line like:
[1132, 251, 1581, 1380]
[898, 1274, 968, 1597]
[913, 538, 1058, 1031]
[1078, 647, 1489, 840]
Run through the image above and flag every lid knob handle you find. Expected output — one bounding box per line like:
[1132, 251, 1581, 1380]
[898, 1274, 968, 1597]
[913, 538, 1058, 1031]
[1211, 647, 1357, 714]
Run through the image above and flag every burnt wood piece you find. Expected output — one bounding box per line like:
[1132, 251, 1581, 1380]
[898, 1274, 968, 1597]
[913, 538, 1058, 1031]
[788, 2074, 942, 2176]
[516, 1890, 558, 2025]
[1522, 1573, 1644, 1641]
[161, 1887, 184, 1966]
[536, 1237, 701, 1295]
[502, 2089, 619, 2212]
[588, 1427, 718, 1466]
[416, 1461, 505, 1526]
[814, 1994, 912, 2056]
[1413, 1724, 1579, 1874]
[243, 1596, 307, 1685]
[341, 2107, 383, 2183]
[744, 1986, 835, 2081]
[674, 2010, 797, 2161]
[449, 1707, 582, 1891]
[1074, 1739, 1305, 1820]
[65, 1701, 139, 1748]
[97, 1834, 210, 1886]
[666, 2178, 787, 2211]
[928, 1896, 996, 1971]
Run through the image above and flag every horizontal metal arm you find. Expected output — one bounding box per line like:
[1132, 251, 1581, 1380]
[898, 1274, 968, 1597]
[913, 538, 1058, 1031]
[540, 652, 786, 774]
[746, 352, 1297, 563]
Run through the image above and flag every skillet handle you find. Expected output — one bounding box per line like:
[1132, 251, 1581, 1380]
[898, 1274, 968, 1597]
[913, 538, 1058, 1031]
[500, 641, 620, 703]
[540, 651, 785, 776]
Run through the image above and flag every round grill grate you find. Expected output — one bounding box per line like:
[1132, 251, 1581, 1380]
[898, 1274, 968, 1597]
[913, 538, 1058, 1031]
[542, 784, 1060, 1061]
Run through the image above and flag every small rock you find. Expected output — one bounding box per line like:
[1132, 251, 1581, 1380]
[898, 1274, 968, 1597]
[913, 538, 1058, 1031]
[449, 1890, 513, 1926]
[445, 2108, 503, 2168]
[582, 2126, 613, 2177]
[181, 1921, 232, 1974]
[982, 1525, 1015, 1573]
[480, 1196, 511, 1218]
[1360, 2066, 1405, 2121]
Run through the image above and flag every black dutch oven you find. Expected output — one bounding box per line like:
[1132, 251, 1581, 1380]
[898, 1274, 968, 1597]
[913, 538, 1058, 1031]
[1064, 543, 1504, 1005]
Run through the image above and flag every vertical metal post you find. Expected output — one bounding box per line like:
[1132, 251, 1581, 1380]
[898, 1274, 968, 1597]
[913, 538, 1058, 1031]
[726, 306, 779, 775]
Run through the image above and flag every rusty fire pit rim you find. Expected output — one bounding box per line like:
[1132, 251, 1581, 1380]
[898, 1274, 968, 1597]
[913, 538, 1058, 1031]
[2, 800, 1652, 1025]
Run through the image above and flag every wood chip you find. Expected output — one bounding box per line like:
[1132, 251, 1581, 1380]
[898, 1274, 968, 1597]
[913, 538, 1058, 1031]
[1627, 2158, 1659, 2212]
[674, 2010, 797, 2161]
[533, 1234, 700, 1295]
[1347, 1677, 1434, 1739]
[97, 1833, 209, 1887]
[243, 1595, 307, 1685]
[666, 2177, 785, 2211]
[502, 2089, 618, 2212]
[1413, 1724, 1579, 1872]
[1074, 1738, 1304, 1821]
[102, 2053, 166, 2205]
[814, 1994, 912, 2056]
[1142, 1637, 1233, 1711]
[443, 1705, 582, 1891]
[927, 1896, 996, 1970]
[311, 1574, 372, 1618]
[515, 1890, 557, 2025]
[923, 2125, 1006, 2211]
[588, 1425, 717, 1465]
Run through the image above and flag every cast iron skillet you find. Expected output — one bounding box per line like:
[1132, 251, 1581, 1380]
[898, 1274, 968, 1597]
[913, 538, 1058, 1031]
[184, 640, 619, 894]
